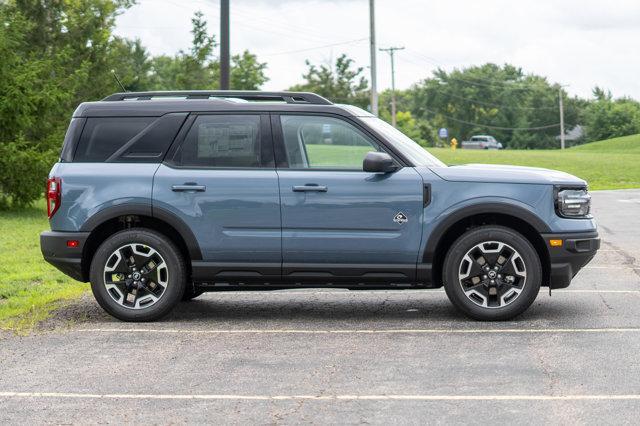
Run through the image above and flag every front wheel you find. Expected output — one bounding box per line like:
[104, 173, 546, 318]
[443, 225, 541, 321]
[90, 229, 186, 322]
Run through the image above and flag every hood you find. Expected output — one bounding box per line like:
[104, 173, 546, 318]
[430, 164, 587, 186]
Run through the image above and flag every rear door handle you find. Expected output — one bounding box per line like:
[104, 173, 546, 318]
[292, 184, 328, 192]
[172, 183, 206, 192]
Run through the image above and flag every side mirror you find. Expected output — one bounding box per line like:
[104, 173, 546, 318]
[363, 151, 398, 173]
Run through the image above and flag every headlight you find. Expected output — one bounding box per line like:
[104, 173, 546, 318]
[556, 188, 591, 218]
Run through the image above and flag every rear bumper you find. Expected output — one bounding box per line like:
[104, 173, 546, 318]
[40, 231, 90, 282]
[542, 231, 600, 289]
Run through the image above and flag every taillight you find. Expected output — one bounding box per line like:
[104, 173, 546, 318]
[46, 177, 61, 219]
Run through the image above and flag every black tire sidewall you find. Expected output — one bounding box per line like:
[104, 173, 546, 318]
[90, 229, 186, 322]
[443, 226, 542, 321]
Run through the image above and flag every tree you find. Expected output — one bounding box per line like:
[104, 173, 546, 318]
[147, 12, 268, 91]
[406, 64, 581, 149]
[289, 54, 369, 108]
[0, 0, 136, 206]
[230, 51, 269, 90]
[584, 94, 640, 142]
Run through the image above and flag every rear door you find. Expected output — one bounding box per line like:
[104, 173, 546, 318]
[273, 113, 425, 284]
[153, 113, 281, 282]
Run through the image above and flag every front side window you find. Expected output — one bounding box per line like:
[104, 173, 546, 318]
[280, 115, 382, 169]
[175, 115, 263, 167]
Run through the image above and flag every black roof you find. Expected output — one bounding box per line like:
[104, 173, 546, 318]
[74, 90, 366, 118]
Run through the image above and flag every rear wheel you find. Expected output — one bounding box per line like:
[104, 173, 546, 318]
[443, 225, 541, 321]
[90, 229, 186, 322]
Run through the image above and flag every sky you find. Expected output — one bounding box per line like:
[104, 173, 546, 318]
[114, 0, 640, 101]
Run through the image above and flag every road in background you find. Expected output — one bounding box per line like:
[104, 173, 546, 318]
[1, 190, 639, 424]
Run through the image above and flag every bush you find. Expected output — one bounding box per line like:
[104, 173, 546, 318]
[0, 140, 55, 207]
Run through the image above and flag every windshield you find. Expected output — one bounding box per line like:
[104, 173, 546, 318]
[360, 117, 446, 168]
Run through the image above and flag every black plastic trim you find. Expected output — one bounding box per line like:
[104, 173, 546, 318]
[423, 184, 431, 208]
[191, 262, 419, 286]
[422, 202, 551, 264]
[192, 262, 281, 282]
[282, 263, 415, 283]
[40, 231, 90, 282]
[79, 203, 203, 261]
[542, 231, 600, 289]
[103, 91, 332, 105]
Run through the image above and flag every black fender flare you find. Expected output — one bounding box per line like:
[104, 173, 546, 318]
[80, 203, 202, 260]
[422, 202, 550, 264]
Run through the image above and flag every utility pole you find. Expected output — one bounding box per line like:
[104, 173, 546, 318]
[220, 0, 230, 90]
[379, 46, 404, 127]
[558, 86, 565, 149]
[369, 0, 378, 116]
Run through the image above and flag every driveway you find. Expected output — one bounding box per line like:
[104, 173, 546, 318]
[1, 190, 639, 424]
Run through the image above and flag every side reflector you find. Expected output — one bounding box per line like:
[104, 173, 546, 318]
[66, 240, 80, 248]
[549, 239, 563, 247]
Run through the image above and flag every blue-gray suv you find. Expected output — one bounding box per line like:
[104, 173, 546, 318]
[40, 91, 600, 322]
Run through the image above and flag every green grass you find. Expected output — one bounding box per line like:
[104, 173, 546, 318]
[306, 144, 372, 168]
[570, 133, 640, 153]
[0, 201, 86, 332]
[429, 134, 640, 190]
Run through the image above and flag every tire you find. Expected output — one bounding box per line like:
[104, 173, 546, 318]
[90, 228, 186, 322]
[182, 284, 205, 301]
[442, 225, 541, 321]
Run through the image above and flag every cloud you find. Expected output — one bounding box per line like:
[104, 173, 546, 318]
[114, 0, 640, 99]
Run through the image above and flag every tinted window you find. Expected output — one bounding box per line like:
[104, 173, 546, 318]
[74, 117, 154, 162]
[175, 115, 262, 168]
[60, 118, 86, 162]
[114, 113, 187, 163]
[280, 115, 381, 169]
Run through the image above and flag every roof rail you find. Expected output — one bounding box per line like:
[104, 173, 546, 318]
[102, 90, 332, 105]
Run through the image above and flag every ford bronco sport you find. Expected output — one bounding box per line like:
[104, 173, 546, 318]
[40, 91, 600, 322]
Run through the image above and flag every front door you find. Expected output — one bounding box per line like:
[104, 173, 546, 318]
[153, 113, 281, 282]
[273, 114, 425, 284]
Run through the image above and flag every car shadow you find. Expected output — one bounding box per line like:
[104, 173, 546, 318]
[45, 291, 596, 329]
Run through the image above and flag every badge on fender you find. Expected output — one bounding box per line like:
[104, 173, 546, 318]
[393, 212, 408, 224]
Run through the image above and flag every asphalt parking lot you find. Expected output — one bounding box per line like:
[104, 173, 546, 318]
[1, 189, 639, 424]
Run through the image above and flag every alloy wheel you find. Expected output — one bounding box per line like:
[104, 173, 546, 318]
[103, 243, 169, 310]
[458, 241, 527, 308]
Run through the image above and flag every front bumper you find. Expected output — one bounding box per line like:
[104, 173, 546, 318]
[542, 231, 600, 289]
[40, 231, 90, 282]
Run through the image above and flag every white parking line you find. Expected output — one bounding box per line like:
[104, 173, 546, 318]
[1, 391, 639, 401]
[76, 327, 640, 335]
[584, 265, 640, 270]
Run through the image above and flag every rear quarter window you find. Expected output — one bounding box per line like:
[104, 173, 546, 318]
[74, 117, 154, 162]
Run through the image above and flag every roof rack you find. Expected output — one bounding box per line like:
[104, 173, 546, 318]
[102, 90, 332, 105]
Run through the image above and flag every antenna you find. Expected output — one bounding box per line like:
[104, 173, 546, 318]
[111, 69, 127, 92]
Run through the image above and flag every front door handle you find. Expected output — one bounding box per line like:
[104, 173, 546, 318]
[172, 183, 206, 192]
[292, 184, 328, 192]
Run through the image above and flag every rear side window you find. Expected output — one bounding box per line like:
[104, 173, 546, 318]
[60, 118, 86, 162]
[173, 115, 264, 168]
[74, 117, 154, 162]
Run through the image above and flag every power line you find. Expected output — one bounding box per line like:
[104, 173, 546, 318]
[395, 56, 560, 111]
[422, 107, 561, 131]
[262, 38, 368, 57]
[404, 49, 546, 91]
